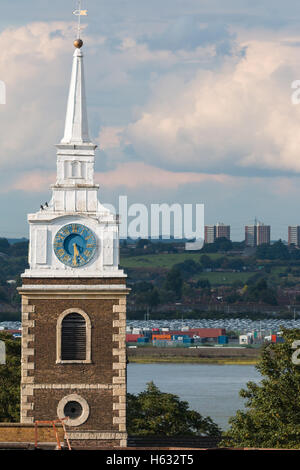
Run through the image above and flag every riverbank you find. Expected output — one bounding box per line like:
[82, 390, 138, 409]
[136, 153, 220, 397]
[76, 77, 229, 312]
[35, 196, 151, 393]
[127, 346, 260, 365]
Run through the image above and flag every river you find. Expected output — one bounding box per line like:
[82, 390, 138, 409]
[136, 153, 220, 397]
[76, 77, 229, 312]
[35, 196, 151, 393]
[127, 363, 261, 430]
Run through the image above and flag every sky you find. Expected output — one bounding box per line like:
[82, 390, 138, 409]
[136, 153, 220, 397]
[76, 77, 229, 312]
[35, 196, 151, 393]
[2, 1, 300, 240]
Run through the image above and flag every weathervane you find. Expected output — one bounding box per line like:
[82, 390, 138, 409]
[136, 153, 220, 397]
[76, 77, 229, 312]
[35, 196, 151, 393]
[73, 0, 88, 40]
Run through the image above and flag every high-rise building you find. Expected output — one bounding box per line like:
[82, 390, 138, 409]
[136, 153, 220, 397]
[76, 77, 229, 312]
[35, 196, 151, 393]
[245, 221, 270, 247]
[288, 226, 300, 247]
[205, 225, 216, 244]
[216, 223, 231, 241]
[205, 223, 230, 244]
[245, 225, 257, 247]
[257, 223, 270, 246]
[18, 39, 129, 449]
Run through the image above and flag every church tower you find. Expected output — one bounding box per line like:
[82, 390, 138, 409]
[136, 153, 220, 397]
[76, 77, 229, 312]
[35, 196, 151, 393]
[18, 38, 129, 449]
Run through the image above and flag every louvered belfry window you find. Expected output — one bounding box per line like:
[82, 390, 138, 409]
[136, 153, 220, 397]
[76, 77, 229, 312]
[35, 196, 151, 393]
[61, 313, 86, 360]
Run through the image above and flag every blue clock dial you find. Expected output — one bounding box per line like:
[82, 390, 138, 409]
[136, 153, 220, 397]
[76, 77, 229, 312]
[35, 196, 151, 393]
[53, 224, 97, 268]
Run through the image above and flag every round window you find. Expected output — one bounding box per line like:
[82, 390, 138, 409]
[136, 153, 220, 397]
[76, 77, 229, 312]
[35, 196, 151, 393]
[57, 394, 89, 426]
[64, 401, 83, 420]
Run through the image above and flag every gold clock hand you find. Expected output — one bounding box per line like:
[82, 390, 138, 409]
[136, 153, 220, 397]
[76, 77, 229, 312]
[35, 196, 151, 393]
[73, 243, 79, 265]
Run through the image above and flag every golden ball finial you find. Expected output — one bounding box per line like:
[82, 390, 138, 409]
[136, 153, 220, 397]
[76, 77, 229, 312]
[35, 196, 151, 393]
[74, 39, 83, 49]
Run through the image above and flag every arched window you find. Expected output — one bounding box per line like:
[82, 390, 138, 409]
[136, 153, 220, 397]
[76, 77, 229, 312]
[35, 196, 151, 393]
[56, 309, 92, 364]
[71, 161, 81, 178]
[61, 313, 86, 360]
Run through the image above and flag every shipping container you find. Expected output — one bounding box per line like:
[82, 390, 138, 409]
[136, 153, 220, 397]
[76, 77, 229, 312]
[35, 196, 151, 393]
[183, 337, 194, 343]
[137, 337, 149, 343]
[218, 335, 228, 345]
[171, 334, 189, 341]
[126, 334, 143, 343]
[271, 335, 284, 344]
[169, 328, 226, 339]
[132, 328, 143, 335]
[152, 334, 171, 341]
[143, 330, 152, 338]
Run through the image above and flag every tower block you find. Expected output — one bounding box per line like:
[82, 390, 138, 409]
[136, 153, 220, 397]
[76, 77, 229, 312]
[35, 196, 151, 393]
[18, 40, 129, 449]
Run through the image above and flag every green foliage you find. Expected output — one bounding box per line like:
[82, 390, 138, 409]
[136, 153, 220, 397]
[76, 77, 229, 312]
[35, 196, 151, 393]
[245, 278, 278, 305]
[127, 381, 221, 437]
[136, 239, 152, 250]
[8, 241, 29, 258]
[201, 237, 233, 253]
[199, 255, 213, 269]
[196, 279, 211, 289]
[164, 266, 183, 300]
[0, 333, 21, 422]
[226, 293, 242, 304]
[256, 240, 290, 261]
[126, 239, 179, 256]
[221, 328, 300, 449]
[132, 282, 161, 309]
[199, 255, 245, 271]
[0, 238, 10, 254]
[0, 241, 28, 320]
[173, 259, 202, 279]
[0, 287, 9, 302]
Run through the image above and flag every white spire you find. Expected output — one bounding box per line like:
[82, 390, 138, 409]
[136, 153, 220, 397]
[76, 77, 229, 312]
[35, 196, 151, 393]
[61, 45, 91, 144]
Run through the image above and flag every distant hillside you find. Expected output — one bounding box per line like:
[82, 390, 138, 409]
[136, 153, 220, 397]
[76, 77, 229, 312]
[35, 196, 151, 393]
[7, 238, 28, 245]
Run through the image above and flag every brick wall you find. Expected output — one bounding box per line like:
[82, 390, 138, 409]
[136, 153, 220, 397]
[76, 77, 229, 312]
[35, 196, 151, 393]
[0, 423, 64, 443]
[19, 278, 128, 448]
[30, 297, 117, 384]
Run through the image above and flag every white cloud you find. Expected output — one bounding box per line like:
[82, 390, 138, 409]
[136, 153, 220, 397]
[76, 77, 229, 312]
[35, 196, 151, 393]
[0, 20, 217, 174]
[0, 21, 75, 171]
[97, 126, 127, 150]
[126, 38, 300, 175]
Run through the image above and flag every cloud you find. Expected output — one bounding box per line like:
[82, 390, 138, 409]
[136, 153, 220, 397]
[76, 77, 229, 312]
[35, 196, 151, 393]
[97, 126, 126, 150]
[0, 21, 75, 171]
[10, 171, 55, 192]
[125, 37, 300, 175]
[0, 19, 219, 174]
[95, 162, 232, 189]
[9, 163, 233, 193]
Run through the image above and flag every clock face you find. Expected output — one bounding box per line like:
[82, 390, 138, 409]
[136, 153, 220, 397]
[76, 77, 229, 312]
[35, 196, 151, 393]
[53, 224, 97, 268]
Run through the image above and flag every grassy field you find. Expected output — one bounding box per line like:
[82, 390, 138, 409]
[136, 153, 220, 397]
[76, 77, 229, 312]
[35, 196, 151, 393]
[120, 252, 232, 269]
[193, 271, 254, 285]
[120, 252, 295, 287]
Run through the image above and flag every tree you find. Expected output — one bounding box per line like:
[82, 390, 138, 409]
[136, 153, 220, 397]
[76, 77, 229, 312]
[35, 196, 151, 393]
[127, 382, 221, 437]
[136, 239, 152, 250]
[164, 267, 183, 299]
[196, 279, 211, 289]
[174, 260, 201, 279]
[221, 328, 300, 449]
[0, 333, 21, 422]
[245, 278, 278, 305]
[199, 255, 213, 269]
[134, 282, 161, 309]
[0, 238, 9, 254]
[8, 241, 29, 257]
[201, 237, 233, 253]
[214, 237, 233, 252]
[256, 240, 290, 261]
